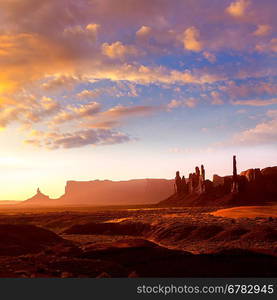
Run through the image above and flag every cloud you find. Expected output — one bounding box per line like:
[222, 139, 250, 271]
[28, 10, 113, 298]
[211, 91, 224, 105]
[81, 104, 160, 130]
[253, 24, 272, 36]
[42, 75, 82, 90]
[39, 96, 60, 115]
[76, 89, 102, 99]
[102, 41, 140, 59]
[232, 98, 277, 106]
[232, 110, 277, 146]
[0, 0, 275, 151]
[267, 109, 277, 118]
[52, 101, 102, 124]
[0, 33, 73, 95]
[256, 38, 277, 53]
[86, 23, 100, 35]
[101, 105, 158, 117]
[63, 23, 100, 42]
[0, 96, 60, 128]
[85, 120, 120, 129]
[51, 103, 159, 132]
[167, 98, 198, 110]
[136, 26, 152, 38]
[183, 27, 203, 52]
[226, 0, 250, 17]
[84, 63, 222, 85]
[221, 81, 277, 99]
[0, 107, 24, 129]
[25, 128, 132, 149]
[203, 51, 216, 63]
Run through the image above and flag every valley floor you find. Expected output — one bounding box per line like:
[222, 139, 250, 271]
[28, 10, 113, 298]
[0, 205, 276, 277]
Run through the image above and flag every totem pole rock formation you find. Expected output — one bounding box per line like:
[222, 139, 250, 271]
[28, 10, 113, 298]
[199, 164, 206, 194]
[231, 155, 239, 193]
[181, 176, 187, 193]
[201, 165, 205, 181]
[164, 154, 277, 206]
[194, 167, 200, 189]
[188, 173, 193, 193]
[175, 171, 182, 194]
[174, 164, 207, 196]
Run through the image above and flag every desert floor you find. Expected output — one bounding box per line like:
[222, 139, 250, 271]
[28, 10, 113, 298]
[0, 205, 276, 277]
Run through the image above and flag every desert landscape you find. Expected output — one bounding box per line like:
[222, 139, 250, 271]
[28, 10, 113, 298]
[0, 0, 276, 281]
[0, 157, 276, 278]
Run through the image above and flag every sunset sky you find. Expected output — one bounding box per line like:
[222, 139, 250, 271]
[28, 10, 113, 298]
[0, 0, 276, 200]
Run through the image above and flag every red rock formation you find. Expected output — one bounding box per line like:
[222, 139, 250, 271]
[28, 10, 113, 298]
[159, 156, 277, 207]
[23, 188, 51, 205]
[181, 176, 187, 194]
[240, 168, 262, 182]
[231, 155, 239, 193]
[175, 171, 182, 194]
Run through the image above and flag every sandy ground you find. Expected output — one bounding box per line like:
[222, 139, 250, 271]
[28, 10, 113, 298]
[210, 205, 277, 218]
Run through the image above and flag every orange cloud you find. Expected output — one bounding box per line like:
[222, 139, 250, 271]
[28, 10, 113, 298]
[83, 63, 221, 85]
[102, 41, 140, 59]
[0, 33, 75, 98]
[63, 23, 100, 42]
[226, 0, 250, 18]
[42, 75, 82, 90]
[52, 102, 102, 124]
[183, 27, 203, 52]
[136, 26, 152, 38]
[77, 89, 102, 99]
[0, 96, 60, 129]
[253, 24, 272, 36]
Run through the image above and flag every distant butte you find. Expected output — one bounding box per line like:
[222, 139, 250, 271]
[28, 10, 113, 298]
[19, 179, 174, 207]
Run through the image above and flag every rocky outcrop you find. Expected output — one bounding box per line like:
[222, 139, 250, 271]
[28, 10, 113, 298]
[231, 155, 239, 193]
[159, 156, 277, 207]
[174, 171, 182, 194]
[240, 168, 262, 182]
[22, 188, 53, 206]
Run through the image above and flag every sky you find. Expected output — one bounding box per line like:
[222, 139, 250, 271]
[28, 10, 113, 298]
[0, 0, 276, 200]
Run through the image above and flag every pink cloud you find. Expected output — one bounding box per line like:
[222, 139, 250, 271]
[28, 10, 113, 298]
[232, 98, 277, 106]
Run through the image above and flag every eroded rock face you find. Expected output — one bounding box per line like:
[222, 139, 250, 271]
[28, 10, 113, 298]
[240, 168, 262, 182]
[261, 167, 277, 177]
